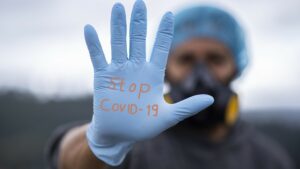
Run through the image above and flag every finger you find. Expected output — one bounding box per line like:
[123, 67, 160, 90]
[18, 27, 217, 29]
[170, 94, 214, 123]
[111, 3, 128, 64]
[150, 12, 174, 69]
[84, 24, 108, 71]
[129, 0, 147, 62]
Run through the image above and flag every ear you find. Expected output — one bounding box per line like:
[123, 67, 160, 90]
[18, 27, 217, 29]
[226, 66, 238, 86]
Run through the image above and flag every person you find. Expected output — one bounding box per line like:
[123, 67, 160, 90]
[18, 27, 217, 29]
[45, 1, 295, 169]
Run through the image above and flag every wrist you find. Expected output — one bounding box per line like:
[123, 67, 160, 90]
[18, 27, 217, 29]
[86, 123, 134, 166]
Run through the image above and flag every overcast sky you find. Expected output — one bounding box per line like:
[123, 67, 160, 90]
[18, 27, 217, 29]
[0, 0, 299, 110]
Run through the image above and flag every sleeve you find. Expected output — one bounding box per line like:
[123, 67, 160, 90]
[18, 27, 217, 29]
[44, 121, 88, 169]
[44, 121, 131, 169]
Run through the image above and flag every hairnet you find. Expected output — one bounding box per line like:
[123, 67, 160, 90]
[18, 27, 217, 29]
[172, 6, 248, 76]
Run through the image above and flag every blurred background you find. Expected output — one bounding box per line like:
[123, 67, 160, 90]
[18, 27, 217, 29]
[0, 0, 299, 169]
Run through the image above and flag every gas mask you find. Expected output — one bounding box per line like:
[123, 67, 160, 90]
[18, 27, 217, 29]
[165, 62, 239, 128]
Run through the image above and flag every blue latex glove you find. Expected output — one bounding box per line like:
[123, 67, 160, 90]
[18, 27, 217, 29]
[85, 0, 214, 166]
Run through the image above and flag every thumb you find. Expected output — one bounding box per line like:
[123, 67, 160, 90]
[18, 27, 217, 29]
[170, 94, 214, 123]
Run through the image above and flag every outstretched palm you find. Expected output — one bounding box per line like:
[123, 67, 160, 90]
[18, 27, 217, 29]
[84, 0, 213, 166]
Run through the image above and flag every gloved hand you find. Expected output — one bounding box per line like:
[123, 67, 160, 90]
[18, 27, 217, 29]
[84, 0, 214, 166]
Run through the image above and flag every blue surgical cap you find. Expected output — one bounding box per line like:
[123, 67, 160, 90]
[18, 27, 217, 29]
[173, 6, 248, 76]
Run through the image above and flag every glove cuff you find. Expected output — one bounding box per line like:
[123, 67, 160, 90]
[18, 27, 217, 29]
[86, 124, 134, 166]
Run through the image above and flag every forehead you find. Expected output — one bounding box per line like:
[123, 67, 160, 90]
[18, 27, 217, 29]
[171, 38, 232, 56]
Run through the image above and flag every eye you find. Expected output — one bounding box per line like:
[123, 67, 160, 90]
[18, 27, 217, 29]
[206, 51, 227, 66]
[176, 52, 197, 66]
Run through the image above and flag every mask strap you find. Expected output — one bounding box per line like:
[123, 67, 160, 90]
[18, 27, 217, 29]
[225, 94, 239, 126]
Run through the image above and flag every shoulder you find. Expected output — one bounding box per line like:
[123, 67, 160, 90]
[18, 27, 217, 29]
[240, 121, 295, 169]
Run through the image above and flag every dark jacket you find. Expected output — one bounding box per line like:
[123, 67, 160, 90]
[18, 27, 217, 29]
[46, 120, 295, 169]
